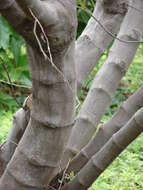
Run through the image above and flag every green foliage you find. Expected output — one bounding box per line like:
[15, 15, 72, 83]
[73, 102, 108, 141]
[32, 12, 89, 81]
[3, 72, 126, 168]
[78, 44, 143, 122]
[0, 17, 11, 50]
[90, 134, 143, 190]
[0, 2, 143, 189]
[87, 45, 143, 189]
[77, 0, 95, 37]
[0, 92, 17, 111]
[0, 111, 13, 143]
[0, 1, 95, 111]
[0, 16, 31, 111]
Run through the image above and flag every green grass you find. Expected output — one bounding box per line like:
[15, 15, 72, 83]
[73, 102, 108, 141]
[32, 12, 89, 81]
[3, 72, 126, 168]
[0, 111, 13, 144]
[79, 45, 143, 122]
[0, 2, 143, 189]
[0, 40, 143, 190]
[90, 134, 143, 190]
[88, 45, 143, 190]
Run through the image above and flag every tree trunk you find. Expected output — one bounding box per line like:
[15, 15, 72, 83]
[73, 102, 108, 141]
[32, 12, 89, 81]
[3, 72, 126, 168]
[62, 0, 143, 169]
[0, 1, 77, 189]
[49, 85, 143, 189]
[62, 107, 143, 190]
[64, 86, 143, 175]
[76, 0, 127, 90]
[0, 0, 126, 174]
[0, 108, 30, 177]
[0, 0, 126, 177]
[0, 0, 143, 189]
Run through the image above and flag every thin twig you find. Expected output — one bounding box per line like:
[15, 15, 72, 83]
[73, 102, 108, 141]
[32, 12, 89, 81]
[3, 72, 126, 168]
[77, 5, 143, 44]
[29, 8, 54, 64]
[48, 186, 56, 190]
[0, 142, 6, 150]
[1, 62, 22, 107]
[128, 3, 143, 14]
[33, 19, 48, 60]
[0, 79, 31, 89]
[8, 140, 18, 146]
[29, 8, 80, 110]
[58, 159, 71, 190]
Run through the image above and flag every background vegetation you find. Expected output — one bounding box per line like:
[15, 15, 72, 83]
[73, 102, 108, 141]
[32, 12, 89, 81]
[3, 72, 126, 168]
[0, 1, 143, 189]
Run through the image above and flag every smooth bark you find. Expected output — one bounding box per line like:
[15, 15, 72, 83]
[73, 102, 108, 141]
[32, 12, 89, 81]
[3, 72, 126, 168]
[0, 0, 127, 172]
[0, 0, 35, 46]
[0, 108, 30, 177]
[0, 95, 32, 177]
[0, 1, 143, 189]
[62, 0, 143, 169]
[15, 0, 59, 25]
[64, 86, 143, 175]
[62, 107, 143, 190]
[49, 85, 143, 189]
[0, 1, 77, 189]
[0, 0, 25, 29]
[76, 0, 127, 90]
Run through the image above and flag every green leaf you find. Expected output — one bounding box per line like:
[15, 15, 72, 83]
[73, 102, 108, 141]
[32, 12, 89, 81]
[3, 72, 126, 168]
[10, 32, 24, 64]
[0, 16, 11, 50]
[0, 49, 10, 63]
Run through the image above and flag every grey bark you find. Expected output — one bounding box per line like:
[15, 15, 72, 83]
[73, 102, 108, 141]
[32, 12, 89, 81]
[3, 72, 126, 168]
[0, 1, 77, 189]
[0, 0, 26, 30]
[62, 0, 143, 169]
[0, 0, 36, 47]
[0, 0, 127, 172]
[62, 107, 143, 190]
[1, 1, 140, 189]
[48, 85, 143, 189]
[0, 97, 31, 177]
[15, 0, 60, 25]
[64, 86, 143, 175]
[76, 0, 127, 90]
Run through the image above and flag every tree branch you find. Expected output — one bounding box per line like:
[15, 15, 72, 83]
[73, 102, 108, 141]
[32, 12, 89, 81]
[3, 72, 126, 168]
[49, 86, 143, 189]
[0, 108, 30, 177]
[15, 0, 60, 26]
[61, 0, 143, 171]
[76, 0, 127, 90]
[0, 0, 36, 45]
[62, 107, 143, 190]
[65, 86, 143, 175]
[0, 1, 77, 189]
[0, 0, 25, 32]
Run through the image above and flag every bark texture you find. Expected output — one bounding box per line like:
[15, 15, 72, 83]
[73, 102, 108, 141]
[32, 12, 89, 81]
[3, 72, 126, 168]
[62, 107, 143, 190]
[0, 96, 31, 177]
[0, 0, 126, 165]
[76, 0, 127, 90]
[0, 0, 35, 46]
[62, 0, 143, 170]
[64, 86, 143, 175]
[49, 85, 143, 189]
[0, 1, 77, 189]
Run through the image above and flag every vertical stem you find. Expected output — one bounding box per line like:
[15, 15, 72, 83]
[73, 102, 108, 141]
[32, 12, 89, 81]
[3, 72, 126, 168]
[66, 86, 143, 175]
[0, 1, 77, 189]
[62, 108, 143, 190]
[62, 0, 143, 170]
[76, 0, 127, 89]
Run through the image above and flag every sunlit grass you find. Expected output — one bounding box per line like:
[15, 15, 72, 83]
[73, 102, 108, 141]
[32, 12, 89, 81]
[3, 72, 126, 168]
[0, 111, 13, 143]
[89, 45, 143, 190]
[0, 8, 143, 189]
[90, 134, 143, 190]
